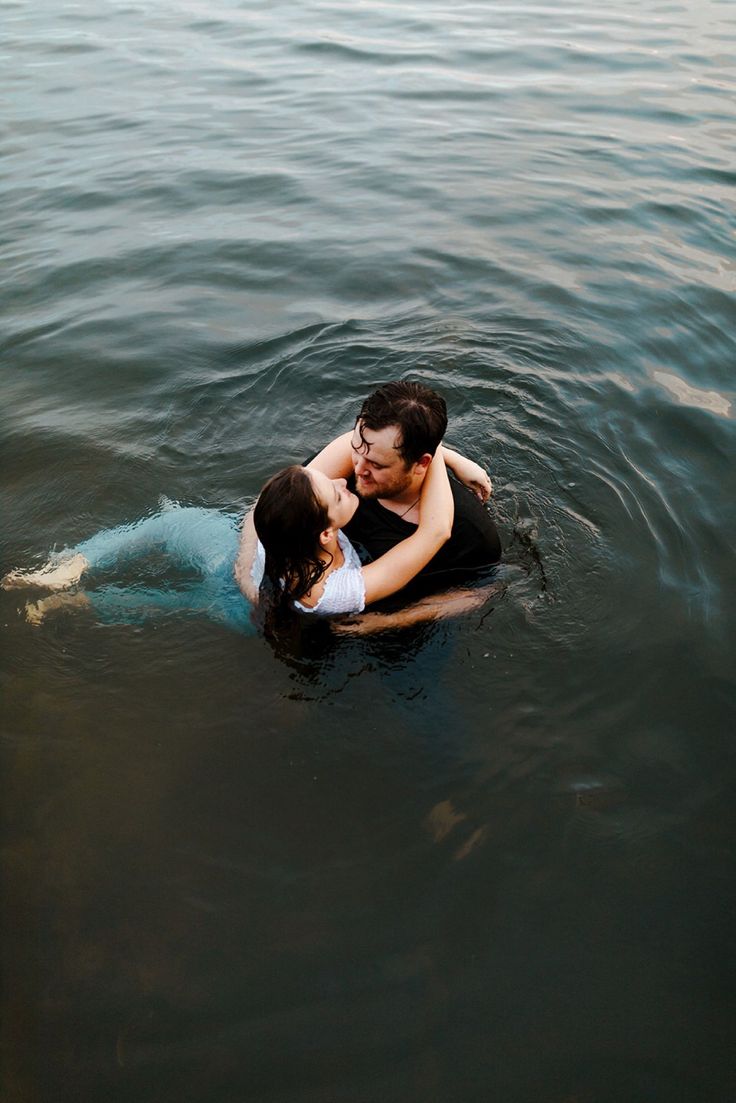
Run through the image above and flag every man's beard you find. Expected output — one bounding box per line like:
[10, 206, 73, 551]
[354, 470, 413, 501]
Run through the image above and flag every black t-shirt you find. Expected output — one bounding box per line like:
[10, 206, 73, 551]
[343, 476, 502, 587]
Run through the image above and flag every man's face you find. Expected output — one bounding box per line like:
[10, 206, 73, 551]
[350, 421, 415, 500]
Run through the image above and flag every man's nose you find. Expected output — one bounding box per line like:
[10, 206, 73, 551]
[354, 456, 370, 477]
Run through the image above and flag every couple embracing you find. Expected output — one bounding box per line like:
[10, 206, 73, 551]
[4, 381, 501, 632]
[236, 380, 501, 628]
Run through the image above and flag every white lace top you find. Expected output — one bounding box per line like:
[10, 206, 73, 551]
[251, 530, 366, 616]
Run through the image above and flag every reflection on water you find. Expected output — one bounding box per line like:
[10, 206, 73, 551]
[653, 369, 732, 418]
[2, 0, 736, 1099]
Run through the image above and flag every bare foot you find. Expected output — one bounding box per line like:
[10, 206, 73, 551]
[25, 591, 91, 625]
[2, 553, 89, 591]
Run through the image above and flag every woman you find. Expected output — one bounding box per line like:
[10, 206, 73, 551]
[250, 445, 452, 618]
[2, 446, 487, 627]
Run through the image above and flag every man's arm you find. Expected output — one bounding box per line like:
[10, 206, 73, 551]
[331, 582, 501, 634]
[233, 506, 260, 603]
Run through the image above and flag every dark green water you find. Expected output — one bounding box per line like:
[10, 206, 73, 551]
[2, 1, 735, 1100]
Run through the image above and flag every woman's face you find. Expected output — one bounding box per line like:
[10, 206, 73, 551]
[308, 468, 359, 530]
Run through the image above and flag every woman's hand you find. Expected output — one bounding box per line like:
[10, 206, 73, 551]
[441, 448, 493, 501]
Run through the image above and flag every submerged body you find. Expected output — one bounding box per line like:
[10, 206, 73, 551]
[6, 383, 496, 630]
[7, 505, 253, 632]
[4, 501, 379, 630]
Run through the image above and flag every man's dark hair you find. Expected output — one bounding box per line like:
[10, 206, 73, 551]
[356, 380, 448, 466]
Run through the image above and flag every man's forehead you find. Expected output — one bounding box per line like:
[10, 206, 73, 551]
[352, 421, 402, 459]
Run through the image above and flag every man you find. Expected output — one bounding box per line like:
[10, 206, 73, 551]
[234, 381, 501, 608]
[338, 381, 501, 586]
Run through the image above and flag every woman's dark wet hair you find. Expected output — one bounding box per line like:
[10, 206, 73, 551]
[253, 465, 332, 617]
[356, 380, 448, 466]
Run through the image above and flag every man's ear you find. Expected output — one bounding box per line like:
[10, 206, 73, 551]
[414, 453, 433, 475]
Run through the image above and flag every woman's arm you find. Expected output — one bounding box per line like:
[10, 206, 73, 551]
[360, 451, 454, 606]
[441, 447, 492, 501]
[308, 432, 492, 500]
[233, 507, 260, 603]
[306, 432, 355, 478]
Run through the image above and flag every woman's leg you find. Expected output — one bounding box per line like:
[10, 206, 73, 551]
[76, 507, 238, 572]
[3, 553, 89, 590]
[26, 579, 256, 635]
[3, 506, 239, 590]
[25, 591, 91, 624]
[91, 579, 254, 633]
[82, 584, 215, 625]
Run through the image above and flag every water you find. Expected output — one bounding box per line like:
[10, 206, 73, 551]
[2, 1, 735, 1099]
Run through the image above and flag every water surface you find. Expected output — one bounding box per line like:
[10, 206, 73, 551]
[2, 1, 735, 1100]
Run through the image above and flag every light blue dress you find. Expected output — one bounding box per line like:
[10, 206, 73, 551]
[72, 504, 253, 633]
[65, 502, 366, 631]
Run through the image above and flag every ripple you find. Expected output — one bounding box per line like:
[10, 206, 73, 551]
[3, 2, 736, 1096]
